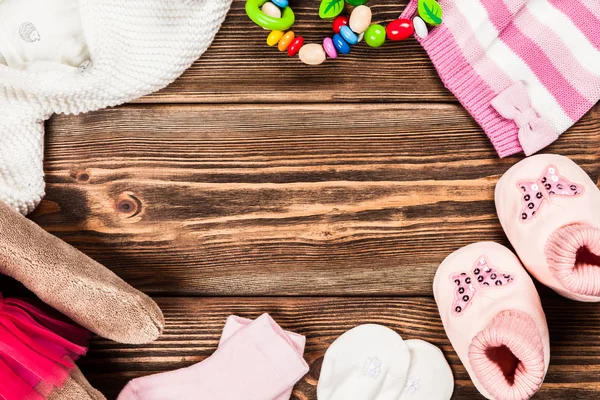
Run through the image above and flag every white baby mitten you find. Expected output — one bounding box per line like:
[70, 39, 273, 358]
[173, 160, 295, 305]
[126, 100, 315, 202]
[400, 339, 454, 400]
[317, 324, 411, 400]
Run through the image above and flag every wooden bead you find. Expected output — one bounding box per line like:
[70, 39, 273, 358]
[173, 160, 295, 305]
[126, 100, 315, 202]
[413, 16, 429, 39]
[278, 31, 295, 51]
[288, 36, 304, 56]
[323, 37, 338, 59]
[332, 15, 349, 34]
[299, 43, 327, 65]
[349, 5, 372, 34]
[418, 0, 443, 26]
[267, 30, 285, 46]
[340, 25, 358, 45]
[364, 24, 386, 47]
[320, 0, 345, 19]
[246, 0, 296, 31]
[386, 18, 414, 41]
[333, 33, 351, 54]
[261, 2, 281, 19]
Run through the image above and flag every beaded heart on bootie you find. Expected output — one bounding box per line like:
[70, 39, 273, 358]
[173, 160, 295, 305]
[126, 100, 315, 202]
[245, 0, 443, 65]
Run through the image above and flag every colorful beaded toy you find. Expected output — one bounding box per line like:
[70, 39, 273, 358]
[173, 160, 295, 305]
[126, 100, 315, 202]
[245, 0, 443, 65]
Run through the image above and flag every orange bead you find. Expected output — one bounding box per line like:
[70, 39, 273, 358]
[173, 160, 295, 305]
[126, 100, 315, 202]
[278, 31, 295, 52]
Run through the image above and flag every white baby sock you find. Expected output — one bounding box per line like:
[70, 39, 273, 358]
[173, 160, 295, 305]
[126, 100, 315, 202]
[317, 324, 411, 400]
[400, 339, 454, 400]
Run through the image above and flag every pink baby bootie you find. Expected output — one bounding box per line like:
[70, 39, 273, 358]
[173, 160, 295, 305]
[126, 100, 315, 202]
[434, 242, 549, 400]
[496, 154, 600, 301]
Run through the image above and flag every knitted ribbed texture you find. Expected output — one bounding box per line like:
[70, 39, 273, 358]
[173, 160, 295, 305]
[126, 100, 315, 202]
[469, 310, 546, 400]
[0, 0, 232, 215]
[401, 0, 600, 158]
[546, 223, 600, 297]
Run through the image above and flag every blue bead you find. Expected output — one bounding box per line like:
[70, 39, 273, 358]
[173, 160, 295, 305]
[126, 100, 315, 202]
[339, 25, 358, 45]
[333, 33, 351, 54]
[271, 0, 288, 7]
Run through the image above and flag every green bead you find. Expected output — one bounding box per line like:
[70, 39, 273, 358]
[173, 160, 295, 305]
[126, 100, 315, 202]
[364, 24, 386, 47]
[418, 0, 443, 26]
[246, 0, 295, 30]
[345, 0, 369, 5]
[319, 0, 345, 19]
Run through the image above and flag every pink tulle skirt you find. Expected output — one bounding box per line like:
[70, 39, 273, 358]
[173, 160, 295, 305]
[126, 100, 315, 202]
[0, 293, 90, 400]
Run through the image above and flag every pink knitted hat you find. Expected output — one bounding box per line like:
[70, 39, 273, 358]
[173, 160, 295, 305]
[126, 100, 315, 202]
[401, 0, 600, 158]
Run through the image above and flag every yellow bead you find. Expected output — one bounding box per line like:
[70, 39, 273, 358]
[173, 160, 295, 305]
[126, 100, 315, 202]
[278, 31, 295, 52]
[267, 30, 285, 46]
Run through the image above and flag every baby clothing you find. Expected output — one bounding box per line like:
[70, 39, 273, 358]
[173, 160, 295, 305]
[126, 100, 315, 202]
[0, 293, 90, 400]
[434, 242, 549, 400]
[401, 0, 600, 158]
[496, 154, 600, 301]
[317, 324, 454, 400]
[0, 201, 164, 346]
[117, 314, 309, 400]
[0, 0, 232, 215]
[317, 324, 411, 400]
[0, 0, 90, 72]
[401, 339, 454, 400]
[219, 315, 306, 400]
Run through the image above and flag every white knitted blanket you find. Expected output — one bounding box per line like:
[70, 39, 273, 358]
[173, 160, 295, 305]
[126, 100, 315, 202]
[0, 0, 232, 214]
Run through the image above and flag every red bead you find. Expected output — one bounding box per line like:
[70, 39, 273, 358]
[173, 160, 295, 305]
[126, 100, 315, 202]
[332, 16, 350, 34]
[288, 36, 304, 56]
[386, 18, 414, 41]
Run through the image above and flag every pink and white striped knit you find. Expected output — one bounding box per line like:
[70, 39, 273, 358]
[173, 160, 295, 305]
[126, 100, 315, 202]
[401, 0, 600, 158]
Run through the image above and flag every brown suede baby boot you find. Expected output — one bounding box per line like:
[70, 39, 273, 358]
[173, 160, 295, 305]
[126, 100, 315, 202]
[0, 202, 164, 344]
[49, 367, 107, 400]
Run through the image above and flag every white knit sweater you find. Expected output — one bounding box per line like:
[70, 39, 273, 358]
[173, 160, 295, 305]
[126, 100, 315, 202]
[0, 0, 232, 215]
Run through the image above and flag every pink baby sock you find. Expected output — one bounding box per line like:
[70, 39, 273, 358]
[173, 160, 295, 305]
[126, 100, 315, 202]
[117, 314, 309, 400]
[219, 315, 306, 400]
[434, 242, 549, 400]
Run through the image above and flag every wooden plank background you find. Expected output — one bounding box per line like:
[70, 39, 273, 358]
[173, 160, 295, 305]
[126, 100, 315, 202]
[29, 0, 600, 398]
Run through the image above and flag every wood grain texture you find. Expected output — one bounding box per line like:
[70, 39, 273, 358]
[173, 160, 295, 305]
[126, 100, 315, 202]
[36, 103, 600, 296]
[79, 297, 600, 400]
[137, 0, 452, 104]
[28, 1, 600, 397]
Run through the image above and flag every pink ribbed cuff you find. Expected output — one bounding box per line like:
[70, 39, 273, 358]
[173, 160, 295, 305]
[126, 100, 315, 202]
[546, 223, 600, 297]
[469, 310, 545, 400]
[401, 1, 523, 158]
